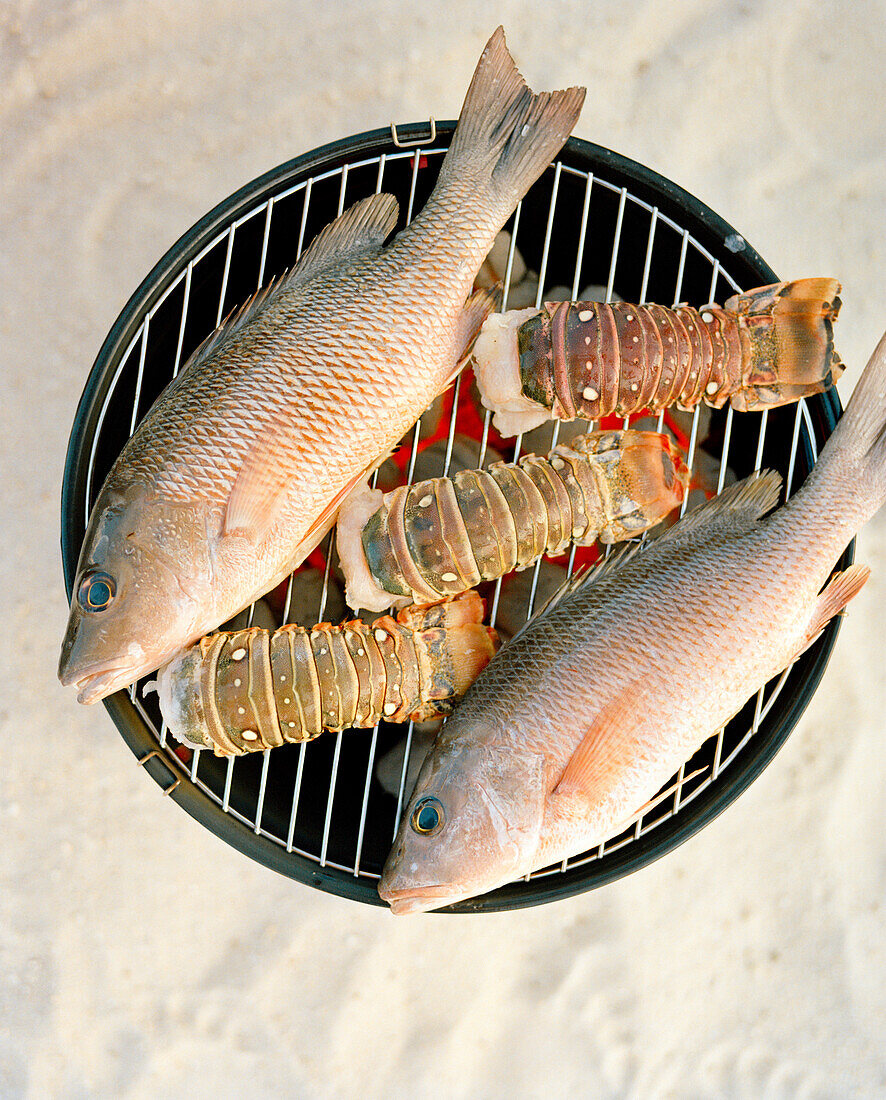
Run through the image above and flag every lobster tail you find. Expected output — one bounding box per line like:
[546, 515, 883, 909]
[727, 278, 843, 412]
[472, 281, 843, 435]
[398, 592, 500, 711]
[340, 429, 687, 608]
[153, 594, 499, 755]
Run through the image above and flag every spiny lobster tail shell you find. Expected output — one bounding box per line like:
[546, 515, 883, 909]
[727, 278, 843, 412]
[357, 429, 687, 604]
[156, 593, 498, 756]
[505, 278, 842, 422]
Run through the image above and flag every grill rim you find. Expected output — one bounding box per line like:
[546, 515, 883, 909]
[60, 121, 852, 911]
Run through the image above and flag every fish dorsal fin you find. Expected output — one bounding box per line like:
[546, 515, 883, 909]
[508, 543, 644, 644]
[521, 472, 783, 636]
[177, 270, 292, 378]
[656, 470, 783, 544]
[291, 193, 399, 280]
[176, 193, 399, 382]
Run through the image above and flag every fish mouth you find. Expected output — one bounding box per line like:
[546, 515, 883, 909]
[379, 884, 468, 915]
[59, 659, 141, 704]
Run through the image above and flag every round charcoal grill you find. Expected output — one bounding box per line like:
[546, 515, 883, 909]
[61, 122, 850, 911]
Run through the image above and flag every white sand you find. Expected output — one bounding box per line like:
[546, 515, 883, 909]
[2, 1, 885, 1095]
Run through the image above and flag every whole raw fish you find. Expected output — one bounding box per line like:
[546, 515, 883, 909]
[58, 28, 585, 703]
[379, 330, 886, 914]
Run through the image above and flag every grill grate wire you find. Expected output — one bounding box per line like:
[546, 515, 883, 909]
[81, 139, 824, 893]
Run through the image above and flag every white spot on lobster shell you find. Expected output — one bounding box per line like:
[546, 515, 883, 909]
[241, 730, 258, 741]
[578, 309, 592, 321]
[583, 386, 599, 401]
[231, 648, 246, 660]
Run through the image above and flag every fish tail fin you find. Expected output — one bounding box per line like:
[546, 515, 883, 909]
[815, 329, 886, 522]
[436, 27, 585, 217]
[728, 278, 844, 412]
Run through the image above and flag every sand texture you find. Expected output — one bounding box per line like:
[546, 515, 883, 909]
[2, 1, 885, 1096]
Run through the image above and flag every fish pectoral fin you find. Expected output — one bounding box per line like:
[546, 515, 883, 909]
[553, 690, 642, 800]
[796, 563, 871, 656]
[224, 445, 292, 544]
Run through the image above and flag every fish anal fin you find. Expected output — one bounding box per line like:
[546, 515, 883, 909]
[293, 194, 399, 281]
[455, 286, 502, 361]
[439, 287, 504, 391]
[797, 563, 870, 655]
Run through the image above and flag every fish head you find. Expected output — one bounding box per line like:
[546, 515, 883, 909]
[379, 723, 547, 914]
[59, 479, 215, 704]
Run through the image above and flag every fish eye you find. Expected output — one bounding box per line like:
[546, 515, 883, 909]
[410, 796, 444, 836]
[77, 570, 116, 613]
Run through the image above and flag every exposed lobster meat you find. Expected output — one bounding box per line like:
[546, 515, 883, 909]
[336, 430, 688, 611]
[473, 279, 843, 437]
[153, 593, 499, 756]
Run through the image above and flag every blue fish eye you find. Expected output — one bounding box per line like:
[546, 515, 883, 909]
[77, 571, 116, 613]
[411, 796, 444, 836]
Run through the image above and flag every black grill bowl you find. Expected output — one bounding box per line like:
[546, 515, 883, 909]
[61, 122, 850, 911]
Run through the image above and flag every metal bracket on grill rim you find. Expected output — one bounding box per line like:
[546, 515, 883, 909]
[390, 118, 436, 147]
[137, 748, 182, 796]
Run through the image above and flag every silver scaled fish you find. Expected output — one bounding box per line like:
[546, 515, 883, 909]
[58, 27, 586, 703]
[379, 330, 886, 914]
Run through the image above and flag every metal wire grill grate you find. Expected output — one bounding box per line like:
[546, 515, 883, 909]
[64, 126, 846, 909]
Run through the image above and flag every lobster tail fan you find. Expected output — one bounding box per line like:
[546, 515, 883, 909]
[728, 278, 843, 412]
